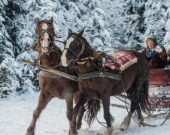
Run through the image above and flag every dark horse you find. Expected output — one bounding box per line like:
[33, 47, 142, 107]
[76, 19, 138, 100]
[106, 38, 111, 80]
[26, 18, 100, 135]
[61, 29, 150, 135]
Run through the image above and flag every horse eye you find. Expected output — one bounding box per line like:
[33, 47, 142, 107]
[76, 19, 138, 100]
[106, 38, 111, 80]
[40, 38, 44, 41]
[48, 39, 51, 43]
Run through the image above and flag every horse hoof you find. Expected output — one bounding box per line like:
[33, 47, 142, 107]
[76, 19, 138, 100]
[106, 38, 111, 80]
[70, 133, 77, 135]
[106, 124, 113, 135]
[120, 113, 132, 131]
[120, 120, 130, 131]
[138, 116, 144, 127]
[25, 129, 34, 135]
[120, 122, 129, 131]
[69, 130, 78, 135]
[120, 126, 125, 131]
[25, 132, 34, 135]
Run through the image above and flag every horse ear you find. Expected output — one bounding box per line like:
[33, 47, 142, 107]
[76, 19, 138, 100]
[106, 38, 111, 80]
[68, 29, 72, 36]
[78, 27, 85, 37]
[36, 18, 40, 23]
[50, 16, 53, 23]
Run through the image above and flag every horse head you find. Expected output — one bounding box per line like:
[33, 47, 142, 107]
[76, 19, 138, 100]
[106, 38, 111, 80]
[31, 17, 62, 66]
[31, 17, 56, 54]
[61, 28, 94, 67]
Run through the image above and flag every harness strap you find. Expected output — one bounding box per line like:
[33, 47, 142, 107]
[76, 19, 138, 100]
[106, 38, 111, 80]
[77, 51, 100, 65]
[39, 70, 63, 78]
[77, 57, 95, 64]
[78, 71, 121, 80]
[77, 37, 85, 58]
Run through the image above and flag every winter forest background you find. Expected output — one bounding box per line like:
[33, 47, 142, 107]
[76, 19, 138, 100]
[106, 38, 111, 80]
[0, 0, 170, 98]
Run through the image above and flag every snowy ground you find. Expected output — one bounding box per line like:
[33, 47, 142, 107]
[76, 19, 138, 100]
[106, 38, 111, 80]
[0, 92, 170, 135]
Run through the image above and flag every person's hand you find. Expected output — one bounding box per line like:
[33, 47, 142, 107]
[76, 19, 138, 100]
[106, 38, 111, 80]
[154, 45, 162, 53]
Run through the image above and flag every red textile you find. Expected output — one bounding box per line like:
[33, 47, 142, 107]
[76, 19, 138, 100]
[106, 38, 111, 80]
[102, 51, 137, 71]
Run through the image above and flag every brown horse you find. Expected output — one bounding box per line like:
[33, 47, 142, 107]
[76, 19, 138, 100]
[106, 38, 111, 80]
[61, 29, 150, 135]
[26, 18, 100, 135]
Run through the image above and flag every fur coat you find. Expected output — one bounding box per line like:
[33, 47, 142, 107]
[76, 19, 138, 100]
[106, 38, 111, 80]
[141, 47, 167, 69]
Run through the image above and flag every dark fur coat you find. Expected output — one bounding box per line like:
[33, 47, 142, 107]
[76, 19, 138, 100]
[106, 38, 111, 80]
[141, 47, 167, 69]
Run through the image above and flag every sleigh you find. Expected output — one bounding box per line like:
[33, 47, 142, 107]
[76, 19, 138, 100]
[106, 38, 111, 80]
[149, 68, 170, 109]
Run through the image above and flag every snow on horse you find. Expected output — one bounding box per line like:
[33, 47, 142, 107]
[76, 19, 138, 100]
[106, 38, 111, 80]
[25, 18, 100, 135]
[61, 28, 151, 135]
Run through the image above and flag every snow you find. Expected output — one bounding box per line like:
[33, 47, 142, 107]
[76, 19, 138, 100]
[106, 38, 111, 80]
[0, 0, 170, 134]
[0, 92, 170, 135]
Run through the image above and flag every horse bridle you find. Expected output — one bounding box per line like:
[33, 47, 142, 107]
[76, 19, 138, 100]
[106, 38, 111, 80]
[38, 30, 53, 43]
[64, 34, 85, 59]
[36, 28, 55, 53]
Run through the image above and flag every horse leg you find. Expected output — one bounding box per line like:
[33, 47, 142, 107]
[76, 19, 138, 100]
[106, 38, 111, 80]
[120, 94, 137, 131]
[120, 81, 143, 131]
[65, 95, 74, 135]
[26, 92, 52, 135]
[73, 92, 86, 130]
[71, 93, 87, 135]
[76, 106, 85, 130]
[120, 101, 143, 131]
[136, 109, 144, 127]
[102, 96, 113, 135]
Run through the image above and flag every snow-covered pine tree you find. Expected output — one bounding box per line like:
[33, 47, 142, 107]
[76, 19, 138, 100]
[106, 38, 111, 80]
[82, 0, 112, 51]
[0, 0, 20, 97]
[119, 0, 169, 50]
[144, 0, 169, 48]
[56, 0, 111, 51]
[164, 3, 170, 49]
[12, 0, 41, 93]
[2, 0, 39, 95]
[120, 0, 147, 47]
[101, 0, 128, 48]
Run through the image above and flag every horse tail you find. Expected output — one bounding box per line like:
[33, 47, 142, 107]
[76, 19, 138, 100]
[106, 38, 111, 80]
[84, 99, 100, 127]
[139, 78, 151, 115]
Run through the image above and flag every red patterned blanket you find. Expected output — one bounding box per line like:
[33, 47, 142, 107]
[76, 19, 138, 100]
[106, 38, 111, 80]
[102, 51, 138, 71]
